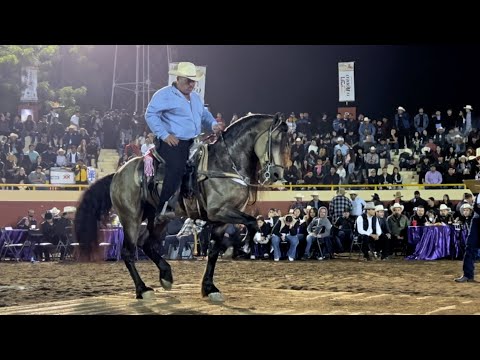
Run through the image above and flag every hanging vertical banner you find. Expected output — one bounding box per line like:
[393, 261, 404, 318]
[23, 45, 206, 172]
[338, 62, 355, 102]
[168, 62, 207, 102]
[20, 66, 39, 102]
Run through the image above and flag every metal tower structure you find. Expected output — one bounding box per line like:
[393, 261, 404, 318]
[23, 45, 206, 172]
[110, 45, 156, 113]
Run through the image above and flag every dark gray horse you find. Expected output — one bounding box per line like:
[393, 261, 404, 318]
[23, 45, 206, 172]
[74, 113, 289, 301]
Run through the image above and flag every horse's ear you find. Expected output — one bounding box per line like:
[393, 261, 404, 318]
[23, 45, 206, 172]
[274, 112, 285, 124]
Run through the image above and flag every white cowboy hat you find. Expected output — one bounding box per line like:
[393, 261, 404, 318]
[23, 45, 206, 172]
[464, 105, 473, 110]
[294, 194, 304, 198]
[393, 191, 403, 198]
[363, 117, 370, 121]
[439, 204, 450, 211]
[460, 203, 473, 211]
[421, 146, 431, 154]
[49, 207, 61, 216]
[295, 138, 302, 142]
[57, 148, 65, 154]
[63, 206, 77, 213]
[397, 106, 406, 111]
[9, 133, 18, 138]
[168, 62, 204, 81]
[311, 192, 319, 197]
[375, 205, 387, 212]
[349, 190, 358, 195]
[468, 155, 477, 161]
[364, 202, 376, 210]
[390, 203, 404, 212]
[476, 148, 480, 157]
[370, 146, 376, 151]
[337, 137, 344, 142]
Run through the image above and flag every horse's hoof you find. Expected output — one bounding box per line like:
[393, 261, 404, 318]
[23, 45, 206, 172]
[140, 290, 156, 300]
[160, 279, 172, 291]
[208, 292, 225, 303]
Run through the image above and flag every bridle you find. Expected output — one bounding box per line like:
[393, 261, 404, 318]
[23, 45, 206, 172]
[256, 119, 285, 185]
[219, 118, 285, 186]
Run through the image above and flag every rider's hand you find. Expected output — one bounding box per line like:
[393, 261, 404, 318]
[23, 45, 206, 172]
[164, 134, 179, 147]
[212, 124, 223, 133]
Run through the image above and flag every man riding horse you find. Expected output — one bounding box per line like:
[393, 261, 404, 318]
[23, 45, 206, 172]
[144, 62, 222, 220]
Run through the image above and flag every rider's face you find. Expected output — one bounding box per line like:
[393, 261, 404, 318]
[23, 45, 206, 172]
[177, 77, 196, 95]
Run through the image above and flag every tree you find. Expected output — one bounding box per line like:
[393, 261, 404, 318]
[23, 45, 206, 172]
[56, 86, 87, 120]
[0, 45, 58, 112]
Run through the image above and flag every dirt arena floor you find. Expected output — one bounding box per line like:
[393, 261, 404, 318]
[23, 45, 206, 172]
[0, 256, 479, 314]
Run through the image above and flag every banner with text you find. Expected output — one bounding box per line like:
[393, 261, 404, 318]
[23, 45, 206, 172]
[168, 62, 207, 102]
[20, 66, 38, 102]
[338, 62, 355, 102]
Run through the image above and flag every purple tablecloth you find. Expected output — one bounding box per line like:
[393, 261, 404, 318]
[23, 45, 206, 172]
[99, 228, 124, 260]
[407, 225, 467, 260]
[0, 229, 29, 260]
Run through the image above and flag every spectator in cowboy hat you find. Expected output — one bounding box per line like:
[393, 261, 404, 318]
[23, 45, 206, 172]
[289, 193, 306, 212]
[375, 204, 392, 260]
[437, 204, 453, 225]
[48, 207, 61, 219]
[389, 191, 406, 214]
[454, 201, 479, 282]
[5, 132, 23, 155]
[355, 202, 382, 261]
[53, 206, 77, 259]
[56, 148, 68, 167]
[307, 192, 325, 210]
[394, 105, 412, 149]
[463, 105, 473, 135]
[387, 203, 409, 255]
[349, 190, 366, 217]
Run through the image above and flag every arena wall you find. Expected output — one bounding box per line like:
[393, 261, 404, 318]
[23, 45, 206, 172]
[0, 189, 471, 227]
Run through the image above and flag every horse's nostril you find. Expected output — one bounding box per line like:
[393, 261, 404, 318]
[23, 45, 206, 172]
[273, 173, 279, 179]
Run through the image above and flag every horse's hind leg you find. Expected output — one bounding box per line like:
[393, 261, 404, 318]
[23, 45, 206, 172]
[141, 215, 173, 290]
[122, 221, 154, 299]
[201, 224, 224, 302]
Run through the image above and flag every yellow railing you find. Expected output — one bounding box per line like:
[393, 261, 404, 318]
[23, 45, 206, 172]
[0, 183, 89, 191]
[260, 183, 467, 191]
[0, 183, 467, 192]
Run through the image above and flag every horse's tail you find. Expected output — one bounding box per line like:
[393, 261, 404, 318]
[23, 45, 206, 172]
[74, 174, 114, 260]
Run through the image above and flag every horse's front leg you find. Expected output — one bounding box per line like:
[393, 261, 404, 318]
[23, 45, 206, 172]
[201, 224, 224, 302]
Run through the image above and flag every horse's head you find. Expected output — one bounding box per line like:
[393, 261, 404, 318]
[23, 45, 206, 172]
[254, 113, 289, 185]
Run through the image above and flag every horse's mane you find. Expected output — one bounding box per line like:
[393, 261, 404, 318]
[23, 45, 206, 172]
[211, 113, 289, 205]
[222, 113, 276, 139]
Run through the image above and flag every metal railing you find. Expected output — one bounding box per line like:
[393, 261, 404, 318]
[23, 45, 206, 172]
[0, 183, 89, 191]
[0, 182, 467, 192]
[259, 183, 467, 191]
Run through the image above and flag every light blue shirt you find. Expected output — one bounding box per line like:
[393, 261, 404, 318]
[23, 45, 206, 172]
[334, 143, 349, 156]
[350, 197, 366, 216]
[145, 85, 216, 141]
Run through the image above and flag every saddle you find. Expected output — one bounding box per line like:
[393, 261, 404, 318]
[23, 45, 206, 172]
[139, 140, 209, 210]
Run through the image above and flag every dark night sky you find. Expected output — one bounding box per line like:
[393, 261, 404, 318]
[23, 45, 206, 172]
[109, 45, 479, 121]
[168, 45, 478, 121]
